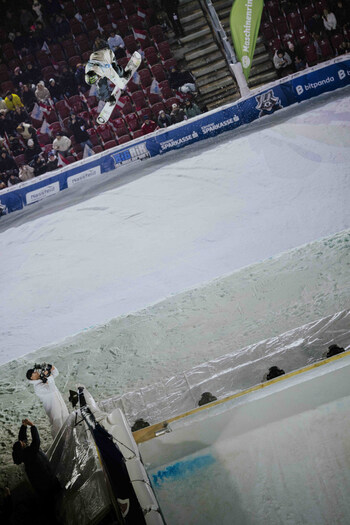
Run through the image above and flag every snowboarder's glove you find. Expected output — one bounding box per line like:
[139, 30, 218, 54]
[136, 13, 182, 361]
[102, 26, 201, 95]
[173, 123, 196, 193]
[107, 94, 116, 104]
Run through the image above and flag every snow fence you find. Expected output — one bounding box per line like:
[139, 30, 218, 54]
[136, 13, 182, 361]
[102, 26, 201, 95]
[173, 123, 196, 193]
[1, 56, 349, 215]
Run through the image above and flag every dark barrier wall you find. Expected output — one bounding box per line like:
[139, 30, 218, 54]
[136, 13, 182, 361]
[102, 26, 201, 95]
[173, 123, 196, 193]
[1, 57, 349, 215]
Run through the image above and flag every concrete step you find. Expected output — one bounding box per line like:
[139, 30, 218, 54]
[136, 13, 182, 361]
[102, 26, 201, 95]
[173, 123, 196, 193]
[248, 70, 278, 87]
[187, 49, 223, 69]
[191, 58, 227, 77]
[200, 74, 235, 96]
[196, 66, 231, 87]
[206, 90, 240, 110]
[212, 0, 233, 11]
[249, 61, 275, 77]
[181, 9, 205, 25]
[180, 26, 212, 44]
[185, 42, 219, 61]
[182, 16, 208, 34]
[179, 0, 203, 17]
[202, 85, 238, 108]
[252, 52, 271, 66]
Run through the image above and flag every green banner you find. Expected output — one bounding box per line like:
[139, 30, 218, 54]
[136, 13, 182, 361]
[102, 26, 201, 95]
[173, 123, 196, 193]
[230, 0, 264, 80]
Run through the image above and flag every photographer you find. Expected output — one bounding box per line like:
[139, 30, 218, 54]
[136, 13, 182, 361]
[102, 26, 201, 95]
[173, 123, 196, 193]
[26, 364, 69, 438]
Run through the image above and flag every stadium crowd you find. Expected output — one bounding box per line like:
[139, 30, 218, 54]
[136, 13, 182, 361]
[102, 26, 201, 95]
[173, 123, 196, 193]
[0, 0, 349, 189]
[0, 0, 203, 189]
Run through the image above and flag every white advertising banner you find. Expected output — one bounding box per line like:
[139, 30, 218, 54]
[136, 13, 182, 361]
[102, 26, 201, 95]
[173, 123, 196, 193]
[67, 166, 101, 188]
[26, 182, 60, 205]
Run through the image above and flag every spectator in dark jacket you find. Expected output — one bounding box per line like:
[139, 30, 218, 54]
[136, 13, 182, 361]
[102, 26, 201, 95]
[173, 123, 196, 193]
[48, 78, 63, 102]
[11, 105, 31, 127]
[170, 103, 186, 124]
[12, 418, 61, 500]
[306, 13, 324, 35]
[75, 63, 89, 94]
[0, 111, 16, 135]
[141, 115, 158, 135]
[161, 0, 184, 37]
[30, 154, 47, 176]
[12, 66, 26, 89]
[54, 14, 71, 39]
[24, 63, 42, 85]
[21, 84, 37, 112]
[60, 66, 78, 97]
[7, 173, 22, 186]
[0, 149, 19, 182]
[168, 66, 196, 94]
[68, 113, 93, 149]
[46, 151, 59, 171]
[157, 109, 172, 128]
[24, 139, 42, 163]
[184, 99, 201, 119]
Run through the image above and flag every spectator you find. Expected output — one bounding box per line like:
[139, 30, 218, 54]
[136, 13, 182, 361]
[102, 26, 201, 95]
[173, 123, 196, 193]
[12, 66, 26, 89]
[107, 30, 126, 59]
[161, 0, 184, 37]
[35, 81, 51, 104]
[8, 134, 25, 156]
[60, 66, 78, 97]
[30, 21, 49, 47]
[24, 138, 42, 164]
[337, 39, 350, 55]
[0, 111, 16, 135]
[48, 78, 63, 102]
[26, 365, 69, 438]
[0, 149, 19, 183]
[311, 33, 323, 59]
[7, 173, 22, 186]
[168, 66, 197, 94]
[11, 105, 31, 127]
[21, 84, 37, 112]
[68, 112, 93, 149]
[75, 63, 89, 94]
[54, 14, 70, 39]
[24, 63, 42, 85]
[141, 115, 158, 135]
[32, 1, 44, 22]
[46, 151, 58, 171]
[286, 41, 305, 63]
[12, 418, 62, 502]
[93, 36, 108, 52]
[170, 102, 186, 124]
[19, 163, 35, 181]
[294, 55, 307, 72]
[0, 97, 7, 112]
[52, 131, 72, 157]
[266, 366, 285, 380]
[273, 48, 292, 77]
[184, 99, 201, 119]
[326, 344, 345, 358]
[30, 153, 47, 176]
[334, 1, 349, 28]
[16, 122, 38, 145]
[20, 8, 35, 33]
[306, 13, 324, 35]
[41, 0, 62, 21]
[13, 31, 30, 55]
[322, 8, 337, 32]
[4, 91, 24, 112]
[157, 109, 172, 128]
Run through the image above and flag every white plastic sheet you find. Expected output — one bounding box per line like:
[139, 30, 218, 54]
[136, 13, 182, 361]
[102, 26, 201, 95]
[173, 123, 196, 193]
[99, 310, 350, 426]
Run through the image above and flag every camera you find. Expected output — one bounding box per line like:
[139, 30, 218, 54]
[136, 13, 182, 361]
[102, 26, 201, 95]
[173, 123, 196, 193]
[33, 363, 52, 383]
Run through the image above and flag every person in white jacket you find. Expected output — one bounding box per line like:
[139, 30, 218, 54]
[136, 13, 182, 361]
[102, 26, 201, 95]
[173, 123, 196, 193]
[322, 9, 337, 31]
[52, 132, 72, 157]
[26, 365, 69, 438]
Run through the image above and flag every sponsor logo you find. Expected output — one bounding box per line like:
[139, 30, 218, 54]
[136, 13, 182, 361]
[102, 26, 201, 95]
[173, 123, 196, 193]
[201, 116, 239, 135]
[112, 143, 150, 166]
[242, 0, 253, 53]
[160, 131, 199, 151]
[255, 90, 282, 117]
[296, 76, 335, 96]
[242, 55, 250, 69]
[67, 166, 101, 187]
[26, 182, 60, 204]
[338, 69, 346, 80]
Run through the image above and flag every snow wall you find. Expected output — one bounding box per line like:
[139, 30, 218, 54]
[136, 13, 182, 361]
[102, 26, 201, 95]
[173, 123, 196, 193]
[140, 353, 350, 525]
[1, 56, 349, 215]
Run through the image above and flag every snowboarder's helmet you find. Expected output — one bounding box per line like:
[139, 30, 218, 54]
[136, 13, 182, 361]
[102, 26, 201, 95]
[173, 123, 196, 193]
[87, 71, 98, 85]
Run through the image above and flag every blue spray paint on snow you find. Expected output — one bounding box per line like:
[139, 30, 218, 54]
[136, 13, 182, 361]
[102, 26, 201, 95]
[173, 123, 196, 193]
[152, 453, 216, 487]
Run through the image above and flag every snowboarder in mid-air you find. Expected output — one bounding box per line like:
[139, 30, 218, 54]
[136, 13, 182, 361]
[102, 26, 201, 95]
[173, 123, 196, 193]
[85, 39, 141, 124]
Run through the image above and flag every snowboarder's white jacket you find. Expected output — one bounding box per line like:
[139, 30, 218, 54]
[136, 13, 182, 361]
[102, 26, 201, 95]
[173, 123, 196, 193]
[85, 48, 125, 90]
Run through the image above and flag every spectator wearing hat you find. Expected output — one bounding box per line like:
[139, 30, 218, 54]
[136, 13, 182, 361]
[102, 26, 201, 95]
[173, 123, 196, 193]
[8, 134, 25, 157]
[24, 139, 42, 164]
[170, 103, 186, 124]
[184, 99, 201, 119]
[16, 122, 38, 146]
[0, 149, 19, 184]
[141, 115, 158, 135]
[157, 109, 172, 128]
[68, 113, 93, 149]
[30, 153, 47, 176]
[4, 92, 24, 112]
[35, 81, 51, 104]
[46, 151, 59, 171]
[48, 78, 64, 102]
[52, 131, 72, 157]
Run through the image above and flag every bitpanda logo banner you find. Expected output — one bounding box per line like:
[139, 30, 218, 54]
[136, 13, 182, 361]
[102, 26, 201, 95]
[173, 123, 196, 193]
[230, 0, 263, 80]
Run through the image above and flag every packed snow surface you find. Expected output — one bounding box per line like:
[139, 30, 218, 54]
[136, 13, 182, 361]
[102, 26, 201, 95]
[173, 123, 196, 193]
[1, 89, 350, 366]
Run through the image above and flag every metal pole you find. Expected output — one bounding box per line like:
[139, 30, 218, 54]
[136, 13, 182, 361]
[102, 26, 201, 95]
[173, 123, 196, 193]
[204, 0, 250, 97]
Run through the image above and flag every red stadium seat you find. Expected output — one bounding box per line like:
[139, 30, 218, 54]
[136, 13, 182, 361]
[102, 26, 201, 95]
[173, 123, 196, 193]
[319, 37, 334, 59]
[150, 64, 167, 82]
[86, 95, 98, 109]
[150, 101, 166, 117]
[143, 46, 159, 66]
[65, 156, 76, 164]
[163, 58, 178, 71]
[69, 56, 82, 69]
[97, 124, 114, 142]
[49, 44, 65, 61]
[87, 128, 100, 146]
[93, 145, 103, 153]
[303, 44, 318, 65]
[149, 25, 166, 43]
[75, 34, 90, 54]
[36, 50, 52, 67]
[69, 19, 84, 36]
[146, 87, 161, 105]
[295, 28, 310, 47]
[266, 0, 280, 18]
[123, 0, 137, 16]
[119, 96, 134, 116]
[132, 129, 144, 139]
[118, 135, 131, 144]
[268, 37, 282, 52]
[331, 33, 345, 54]
[157, 41, 173, 62]
[75, 0, 91, 14]
[55, 100, 71, 119]
[124, 35, 139, 54]
[275, 16, 289, 37]
[314, 0, 329, 14]
[301, 4, 316, 22]
[104, 139, 118, 149]
[164, 97, 179, 110]
[46, 111, 59, 124]
[14, 154, 25, 167]
[82, 14, 97, 31]
[64, 44, 79, 60]
[287, 11, 304, 31]
[115, 19, 130, 37]
[131, 91, 148, 111]
[124, 112, 140, 132]
[138, 69, 153, 90]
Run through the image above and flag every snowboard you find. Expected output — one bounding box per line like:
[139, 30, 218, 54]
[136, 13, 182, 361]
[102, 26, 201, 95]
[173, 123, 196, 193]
[96, 51, 142, 125]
